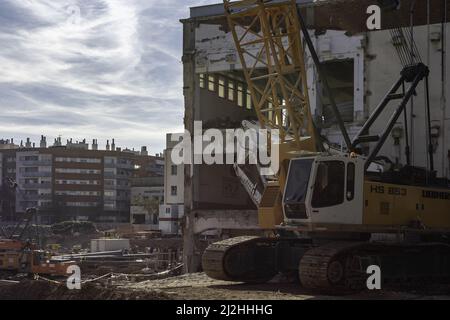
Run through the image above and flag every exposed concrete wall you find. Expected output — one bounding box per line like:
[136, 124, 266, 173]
[366, 24, 449, 178]
[306, 30, 366, 124]
[199, 88, 255, 124]
[194, 164, 254, 210]
[192, 210, 258, 234]
[195, 23, 256, 74]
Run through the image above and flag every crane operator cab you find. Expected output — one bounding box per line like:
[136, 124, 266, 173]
[283, 155, 365, 228]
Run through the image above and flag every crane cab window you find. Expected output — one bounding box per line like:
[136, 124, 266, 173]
[284, 159, 314, 219]
[312, 161, 345, 208]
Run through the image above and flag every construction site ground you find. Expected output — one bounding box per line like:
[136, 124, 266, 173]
[1, 273, 450, 300]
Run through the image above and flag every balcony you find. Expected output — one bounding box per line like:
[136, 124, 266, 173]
[17, 194, 52, 201]
[117, 163, 133, 170]
[104, 162, 116, 169]
[19, 171, 52, 178]
[104, 162, 133, 170]
[104, 172, 132, 179]
[22, 182, 52, 189]
[19, 160, 52, 166]
[104, 172, 117, 178]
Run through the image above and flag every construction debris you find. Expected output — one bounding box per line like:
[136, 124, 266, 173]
[2, 272, 450, 300]
[0, 280, 171, 300]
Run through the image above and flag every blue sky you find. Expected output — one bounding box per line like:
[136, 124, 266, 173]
[0, 0, 217, 154]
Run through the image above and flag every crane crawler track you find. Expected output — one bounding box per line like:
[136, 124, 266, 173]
[299, 242, 366, 293]
[300, 241, 450, 293]
[202, 236, 279, 283]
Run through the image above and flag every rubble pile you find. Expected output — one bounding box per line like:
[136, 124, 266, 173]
[0, 280, 170, 300]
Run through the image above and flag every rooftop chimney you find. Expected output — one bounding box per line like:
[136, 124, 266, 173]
[92, 139, 98, 151]
[53, 137, 62, 147]
[106, 140, 110, 151]
[141, 146, 148, 156]
[111, 139, 116, 151]
[40, 135, 47, 148]
[25, 138, 31, 148]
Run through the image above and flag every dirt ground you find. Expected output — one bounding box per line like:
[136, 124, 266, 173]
[2, 273, 448, 300]
[121, 273, 450, 300]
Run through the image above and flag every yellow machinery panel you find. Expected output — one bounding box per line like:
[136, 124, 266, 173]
[258, 182, 284, 229]
[363, 181, 450, 229]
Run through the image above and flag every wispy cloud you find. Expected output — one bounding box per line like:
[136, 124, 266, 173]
[0, 0, 217, 153]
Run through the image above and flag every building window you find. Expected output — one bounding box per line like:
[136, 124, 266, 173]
[171, 186, 177, 196]
[227, 81, 235, 101]
[55, 168, 101, 174]
[55, 179, 100, 185]
[319, 59, 355, 124]
[208, 75, 215, 92]
[218, 77, 225, 98]
[56, 191, 100, 196]
[104, 158, 116, 164]
[65, 202, 99, 208]
[171, 165, 178, 176]
[21, 156, 38, 161]
[246, 89, 252, 110]
[55, 157, 101, 164]
[104, 191, 115, 197]
[199, 74, 205, 88]
[104, 202, 116, 209]
[237, 84, 244, 107]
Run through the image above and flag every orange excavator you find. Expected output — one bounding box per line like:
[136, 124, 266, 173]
[0, 191, 74, 277]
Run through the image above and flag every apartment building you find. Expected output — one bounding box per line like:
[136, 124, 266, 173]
[0, 137, 163, 224]
[130, 176, 164, 228]
[0, 149, 18, 220]
[159, 134, 185, 235]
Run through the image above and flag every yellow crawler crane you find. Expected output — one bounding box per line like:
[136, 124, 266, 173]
[202, 0, 450, 292]
[222, 0, 322, 229]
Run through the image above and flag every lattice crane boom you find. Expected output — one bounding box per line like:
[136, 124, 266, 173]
[223, 0, 317, 150]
